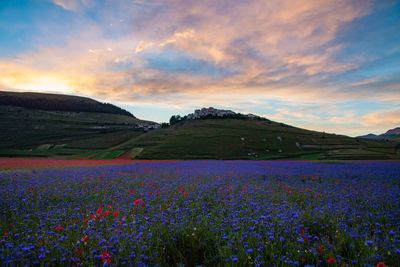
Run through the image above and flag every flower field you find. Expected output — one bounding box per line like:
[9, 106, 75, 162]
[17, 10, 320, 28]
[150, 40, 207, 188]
[0, 160, 400, 266]
[0, 158, 150, 170]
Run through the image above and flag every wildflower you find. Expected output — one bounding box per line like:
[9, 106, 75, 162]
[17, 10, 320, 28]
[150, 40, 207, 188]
[104, 210, 111, 217]
[82, 235, 89, 243]
[230, 255, 238, 263]
[318, 244, 325, 254]
[113, 211, 120, 217]
[128, 189, 136, 194]
[133, 198, 145, 207]
[54, 225, 65, 233]
[101, 251, 111, 263]
[246, 248, 254, 254]
[75, 248, 84, 257]
[376, 262, 387, 267]
[327, 257, 337, 264]
[366, 240, 374, 246]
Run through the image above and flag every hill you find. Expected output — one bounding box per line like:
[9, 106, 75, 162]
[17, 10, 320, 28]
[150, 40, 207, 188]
[0, 91, 134, 117]
[0, 98, 398, 160]
[113, 117, 400, 160]
[0, 92, 158, 159]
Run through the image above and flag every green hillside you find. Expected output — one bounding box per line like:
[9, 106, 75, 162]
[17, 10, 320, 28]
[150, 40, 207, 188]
[0, 105, 153, 159]
[0, 91, 398, 160]
[112, 119, 400, 160]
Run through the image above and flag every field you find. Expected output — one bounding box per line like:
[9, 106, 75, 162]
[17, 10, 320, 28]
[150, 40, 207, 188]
[113, 119, 400, 160]
[1, 160, 400, 266]
[0, 105, 148, 159]
[0, 158, 135, 170]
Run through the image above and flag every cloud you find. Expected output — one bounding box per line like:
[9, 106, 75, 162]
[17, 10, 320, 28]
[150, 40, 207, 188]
[362, 109, 400, 128]
[52, 0, 93, 11]
[4, 0, 376, 99]
[135, 41, 154, 54]
[2, 0, 400, 135]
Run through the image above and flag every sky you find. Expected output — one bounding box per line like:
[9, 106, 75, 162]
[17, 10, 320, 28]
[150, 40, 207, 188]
[0, 0, 400, 136]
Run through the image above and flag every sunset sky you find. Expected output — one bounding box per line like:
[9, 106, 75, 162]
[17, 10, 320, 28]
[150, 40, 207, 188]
[1, 0, 399, 136]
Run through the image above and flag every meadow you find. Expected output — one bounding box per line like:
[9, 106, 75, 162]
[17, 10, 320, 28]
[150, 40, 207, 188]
[0, 160, 399, 266]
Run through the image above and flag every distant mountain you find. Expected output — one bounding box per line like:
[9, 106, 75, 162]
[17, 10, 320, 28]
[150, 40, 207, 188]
[0, 91, 134, 117]
[358, 127, 400, 140]
[385, 127, 400, 135]
[357, 133, 381, 140]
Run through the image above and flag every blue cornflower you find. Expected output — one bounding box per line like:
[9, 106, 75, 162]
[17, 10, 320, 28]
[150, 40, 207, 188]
[230, 255, 238, 263]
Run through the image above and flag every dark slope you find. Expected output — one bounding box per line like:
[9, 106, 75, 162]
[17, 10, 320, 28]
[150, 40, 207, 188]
[0, 91, 134, 117]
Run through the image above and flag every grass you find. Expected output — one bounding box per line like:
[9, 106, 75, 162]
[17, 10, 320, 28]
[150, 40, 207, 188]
[129, 148, 144, 159]
[0, 105, 148, 159]
[116, 119, 400, 160]
[90, 150, 125, 159]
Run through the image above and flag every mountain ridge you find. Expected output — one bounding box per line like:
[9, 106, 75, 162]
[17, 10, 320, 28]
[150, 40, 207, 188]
[358, 127, 400, 141]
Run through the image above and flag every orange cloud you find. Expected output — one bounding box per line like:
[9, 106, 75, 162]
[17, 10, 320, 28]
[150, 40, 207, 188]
[362, 109, 400, 128]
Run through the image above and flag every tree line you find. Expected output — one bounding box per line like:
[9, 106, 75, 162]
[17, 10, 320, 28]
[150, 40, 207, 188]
[0, 95, 134, 117]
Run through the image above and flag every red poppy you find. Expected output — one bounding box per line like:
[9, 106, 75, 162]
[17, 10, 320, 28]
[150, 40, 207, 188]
[96, 208, 103, 215]
[133, 198, 145, 207]
[376, 262, 387, 267]
[128, 189, 136, 194]
[101, 251, 111, 263]
[318, 244, 325, 254]
[54, 225, 65, 232]
[327, 257, 337, 264]
[75, 247, 84, 258]
[81, 235, 89, 243]
[113, 211, 120, 217]
[178, 186, 189, 198]
[300, 228, 305, 236]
